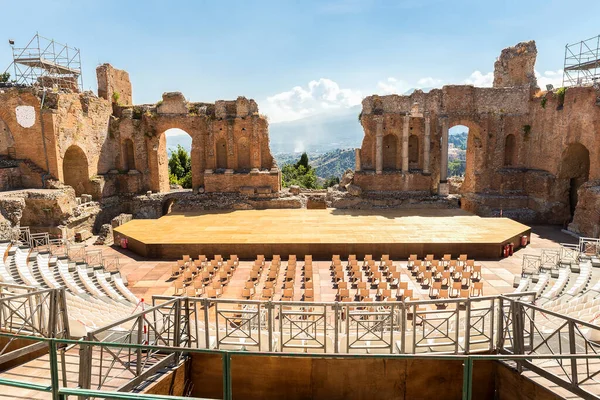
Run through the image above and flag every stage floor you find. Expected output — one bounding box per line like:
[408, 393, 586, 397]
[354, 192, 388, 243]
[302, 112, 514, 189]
[114, 208, 531, 260]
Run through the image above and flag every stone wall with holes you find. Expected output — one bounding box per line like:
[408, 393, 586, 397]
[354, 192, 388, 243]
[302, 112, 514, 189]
[356, 40, 600, 235]
[97, 63, 133, 106]
[0, 165, 21, 191]
[112, 93, 280, 194]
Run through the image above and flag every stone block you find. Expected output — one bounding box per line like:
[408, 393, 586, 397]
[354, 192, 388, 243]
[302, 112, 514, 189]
[157, 92, 188, 114]
[290, 185, 301, 195]
[239, 187, 255, 196]
[75, 229, 92, 242]
[256, 186, 272, 195]
[438, 183, 450, 196]
[111, 213, 133, 229]
[346, 184, 362, 196]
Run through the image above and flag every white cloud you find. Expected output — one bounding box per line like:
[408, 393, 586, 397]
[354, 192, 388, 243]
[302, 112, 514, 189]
[463, 71, 494, 87]
[165, 128, 189, 137]
[263, 78, 362, 123]
[536, 69, 563, 90]
[417, 77, 443, 87]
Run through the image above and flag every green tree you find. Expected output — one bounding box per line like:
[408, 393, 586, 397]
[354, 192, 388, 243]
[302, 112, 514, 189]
[448, 160, 465, 177]
[168, 145, 192, 188]
[0, 72, 9, 83]
[295, 152, 310, 170]
[282, 153, 319, 189]
[323, 176, 340, 188]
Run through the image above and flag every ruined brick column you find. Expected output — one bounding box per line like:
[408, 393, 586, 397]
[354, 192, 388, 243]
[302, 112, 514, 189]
[402, 114, 410, 172]
[375, 116, 383, 175]
[440, 116, 449, 181]
[423, 114, 431, 174]
[355, 148, 361, 172]
[439, 116, 449, 195]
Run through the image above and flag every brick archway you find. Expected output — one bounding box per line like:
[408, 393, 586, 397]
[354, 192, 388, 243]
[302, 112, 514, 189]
[63, 145, 89, 195]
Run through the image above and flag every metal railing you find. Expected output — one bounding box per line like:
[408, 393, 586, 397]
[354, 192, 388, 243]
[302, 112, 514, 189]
[580, 237, 600, 257]
[78, 297, 192, 394]
[0, 333, 597, 400]
[148, 293, 535, 355]
[0, 290, 596, 398]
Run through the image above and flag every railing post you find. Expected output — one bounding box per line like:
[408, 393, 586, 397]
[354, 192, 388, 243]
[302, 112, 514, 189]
[511, 300, 524, 373]
[222, 352, 232, 400]
[333, 302, 340, 353]
[489, 298, 495, 352]
[568, 320, 578, 386]
[462, 356, 473, 400]
[496, 297, 505, 350]
[400, 300, 406, 354]
[136, 316, 143, 376]
[48, 339, 60, 400]
[47, 290, 57, 338]
[203, 298, 210, 349]
[267, 301, 273, 352]
[173, 299, 181, 348]
[455, 300, 461, 354]
[464, 298, 471, 354]
[77, 334, 92, 400]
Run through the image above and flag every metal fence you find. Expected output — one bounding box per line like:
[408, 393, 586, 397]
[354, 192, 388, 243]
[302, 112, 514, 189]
[0, 290, 598, 399]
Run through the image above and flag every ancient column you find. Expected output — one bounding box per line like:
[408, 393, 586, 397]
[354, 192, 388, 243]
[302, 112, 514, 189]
[402, 114, 410, 172]
[355, 148, 361, 172]
[440, 116, 449, 182]
[375, 116, 383, 174]
[423, 114, 431, 174]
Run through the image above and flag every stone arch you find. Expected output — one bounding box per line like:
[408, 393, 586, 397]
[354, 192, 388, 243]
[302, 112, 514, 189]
[237, 137, 251, 171]
[382, 134, 397, 170]
[123, 138, 135, 171]
[162, 198, 176, 216]
[63, 145, 89, 196]
[559, 143, 590, 220]
[408, 134, 419, 168]
[504, 134, 516, 167]
[216, 138, 228, 170]
[360, 135, 375, 170]
[153, 128, 195, 192]
[0, 117, 15, 156]
[447, 120, 481, 193]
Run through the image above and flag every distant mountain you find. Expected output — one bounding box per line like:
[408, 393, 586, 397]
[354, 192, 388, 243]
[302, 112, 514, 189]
[274, 149, 356, 180]
[310, 149, 356, 180]
[268, 105, 363, 153]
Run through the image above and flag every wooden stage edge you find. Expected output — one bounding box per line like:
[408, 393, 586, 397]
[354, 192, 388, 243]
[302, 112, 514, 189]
[115, 209, 532, 261]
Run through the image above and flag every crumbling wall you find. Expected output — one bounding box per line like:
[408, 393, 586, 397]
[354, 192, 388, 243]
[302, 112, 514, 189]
[114, 93, 280, 194]
[356, 40, 600, 236]
[97, 64, 133, 106]
[493, 40, 538, 88]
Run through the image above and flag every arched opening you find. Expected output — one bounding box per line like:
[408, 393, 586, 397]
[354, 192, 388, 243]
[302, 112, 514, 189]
[237, 137, 251, 171]
[504, 134, 516, 167]
[216, 138, 228, 170]
[165, 128, 193, 189]
[408, 134, 419, 169]
[382, 134, 397, 170]
[63, 145, 89, 196]
[359, 135, 375, 170]
[447, 125, 468, 178]
[162, 198, 175, 216]
[123, 139, 135, 171]
[559, 143, 590, 220]
[0, 117, 15, 156]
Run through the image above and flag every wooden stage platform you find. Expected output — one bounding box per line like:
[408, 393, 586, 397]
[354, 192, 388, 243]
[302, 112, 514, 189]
[114, 208, 531, 260]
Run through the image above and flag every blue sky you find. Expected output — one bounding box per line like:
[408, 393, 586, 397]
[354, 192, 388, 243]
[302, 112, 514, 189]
[2, 0, 599, 123]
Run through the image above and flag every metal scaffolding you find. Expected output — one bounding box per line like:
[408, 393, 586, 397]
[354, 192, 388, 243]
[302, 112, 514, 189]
[4, 33, 83, 91]
[563, 34, 600, 87]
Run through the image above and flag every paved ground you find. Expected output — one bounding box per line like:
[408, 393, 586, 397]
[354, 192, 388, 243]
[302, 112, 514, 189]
[90, 225, 578, 303]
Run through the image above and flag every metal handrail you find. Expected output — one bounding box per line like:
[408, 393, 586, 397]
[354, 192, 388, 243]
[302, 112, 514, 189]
[0, 332, 598, 400]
